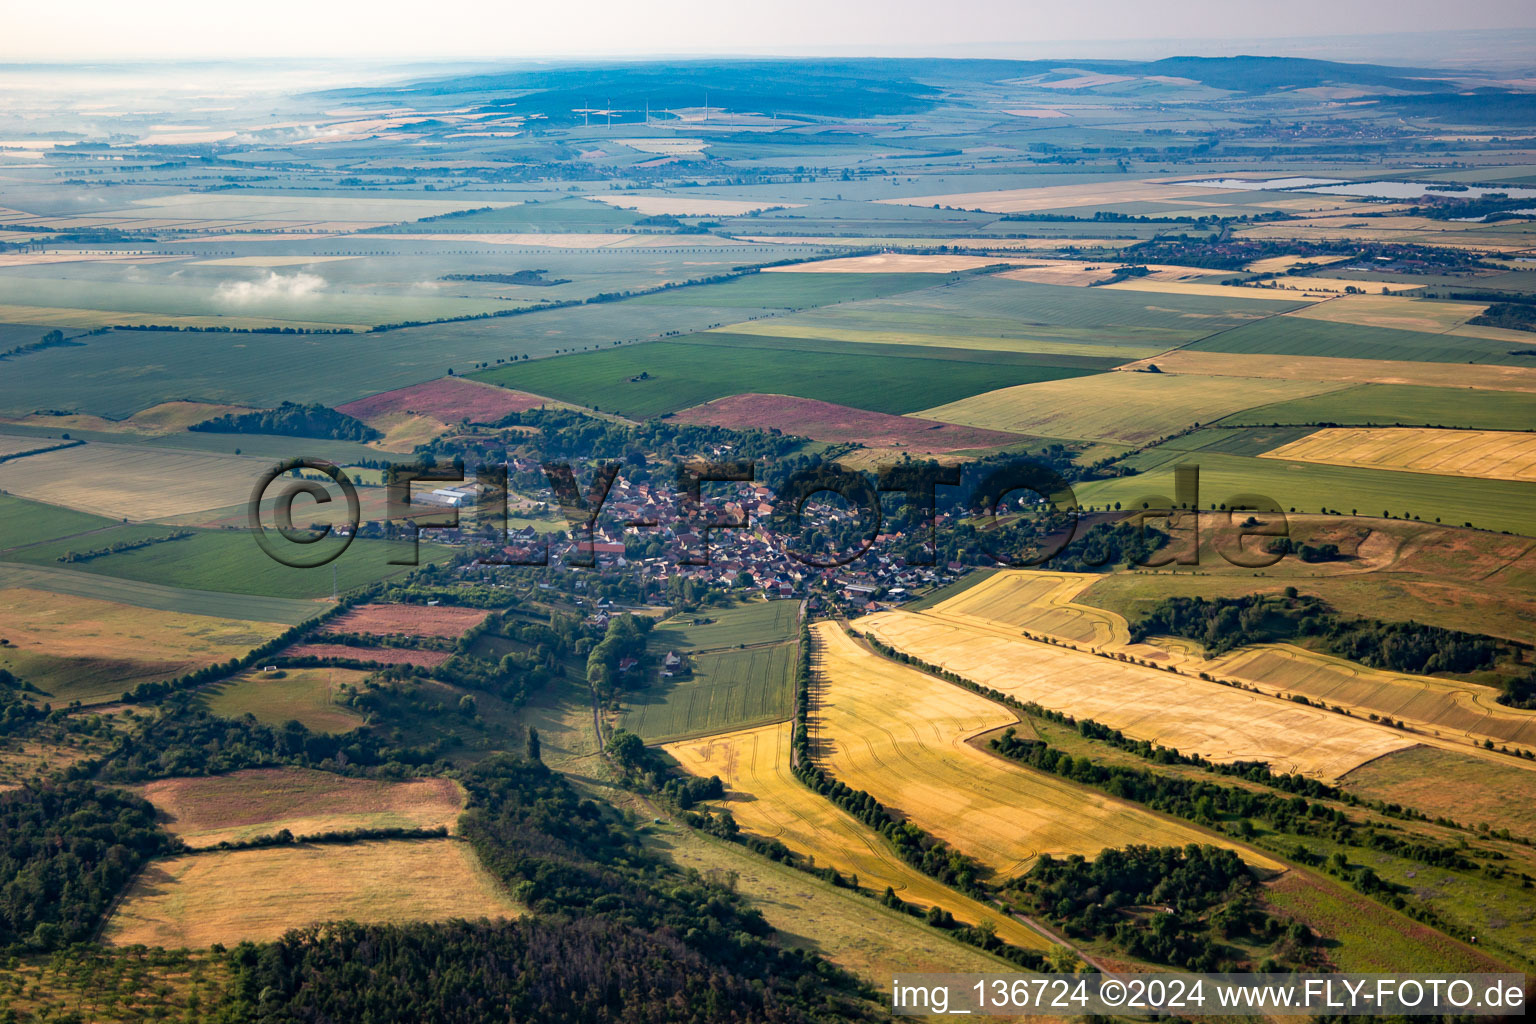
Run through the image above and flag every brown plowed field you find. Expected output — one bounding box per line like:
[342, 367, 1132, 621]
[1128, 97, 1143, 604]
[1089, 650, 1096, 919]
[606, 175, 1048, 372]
[672, 393, 1025, 452]
[323, 603, 488, 639]
[337, 377, 548, 424]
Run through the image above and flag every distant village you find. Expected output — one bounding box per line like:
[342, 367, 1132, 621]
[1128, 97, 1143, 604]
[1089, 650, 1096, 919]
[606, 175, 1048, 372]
[405, 458, 968, 614]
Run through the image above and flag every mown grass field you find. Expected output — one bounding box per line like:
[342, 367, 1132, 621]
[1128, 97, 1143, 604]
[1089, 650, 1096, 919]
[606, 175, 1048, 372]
[663, 720, 1051, 950]
[620, 643, 795, 743]
[1077, 449, 1536, 536]
[807, 623, 1245, 875]
[856, 609, 1414, 780]
[102, 839, 518, 947]
[472, 332, 1107, 418]
[1220, 383, 1536, 430]
[135, 768, 465, 848]
[921, 372, 1344, 444]
[1338, 745, 1536, 841]
[199, 666, 368, 733]
[648, 599, 802, 651]
[1260, 427, 1536, 482]
[0, 586, 286, 705]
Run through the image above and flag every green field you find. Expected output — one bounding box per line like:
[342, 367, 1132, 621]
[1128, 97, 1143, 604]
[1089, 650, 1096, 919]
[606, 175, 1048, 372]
[0, 301, 754, 419]
[0, 273, 517, 329]
[470, 332, 1111, 418]
[0, 560, 324, 623]
[1190, 315, 1525, 364]
[1264, 871, 1506, 973]
[0, 492, 118, 551]
[1218, 383, 1536, 431]
[780, 276, 1307, 351]
[630, 272, 948, 309]
[370, 197, 643, 233]
[1077, 449, 1536, 536]
[200, 667, 367, 733]
[619, 642, 796, 743]
[1155, 425, 1321, 456]
[649, 599, 802, 651]
[4, 526, 435, 599]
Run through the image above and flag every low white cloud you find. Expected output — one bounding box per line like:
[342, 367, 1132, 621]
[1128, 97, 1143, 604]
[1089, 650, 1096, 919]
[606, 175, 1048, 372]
[215, 271, 326, 305]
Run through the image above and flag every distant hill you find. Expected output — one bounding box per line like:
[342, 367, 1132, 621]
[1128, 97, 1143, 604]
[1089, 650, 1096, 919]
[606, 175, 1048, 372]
[312, 55, 1461, 123]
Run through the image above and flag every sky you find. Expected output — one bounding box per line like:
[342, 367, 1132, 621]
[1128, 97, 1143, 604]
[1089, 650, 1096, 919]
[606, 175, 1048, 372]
[4, 0, 1536, 61]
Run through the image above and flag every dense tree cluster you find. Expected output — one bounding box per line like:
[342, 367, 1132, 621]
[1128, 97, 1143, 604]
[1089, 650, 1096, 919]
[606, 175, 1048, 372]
[456, 754, 877, 1021]
[1131, 592, 1507, 672]
[189, 400, 381, 441]
[586, 613, 650, 700]
[1012, 844, 1267, 970]
[0, 782, 172, 951]
[97, 705, 445, 781]
[221, 917, 829, 1023]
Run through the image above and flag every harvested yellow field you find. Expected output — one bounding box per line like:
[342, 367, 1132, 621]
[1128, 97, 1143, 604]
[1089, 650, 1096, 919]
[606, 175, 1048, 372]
[1103, 278, 1326, 301]
[1113, 349, 1536, 393]
[0, 441, 268, 520]
[763, 253, 1027, 274]
[875, 181, 1237, 214]
[1246, 254, 1353, 274]
[191, 255, 362, 267]
[926, 571, 1130, 648]
[1262, 427, 1536, 482]
[666, 721, 1050, 948]
[102, 839, 518, 947]
[0, 586, 283, 671]
[1288, 294, 1485, 332]
[806, 623, 1259, 875]
[587, 195, 800, 217]
[996, 260, 1119, 286]
[1273, 276, 1422, 295]
[920, 372, 1343, 444]
[1210, 646, 1536, 749]
[856, 611, 1415, 780]
[135, 768, 465, 848]
[364, 410, 453, 451]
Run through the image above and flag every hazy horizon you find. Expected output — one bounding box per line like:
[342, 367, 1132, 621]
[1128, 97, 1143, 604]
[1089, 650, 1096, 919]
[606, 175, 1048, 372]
[5, 0, 1536, 63]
